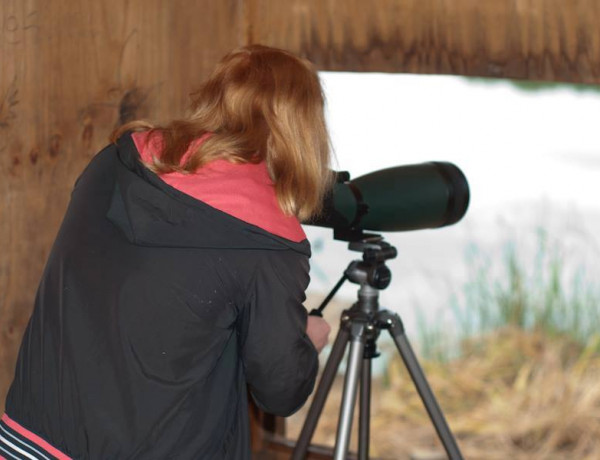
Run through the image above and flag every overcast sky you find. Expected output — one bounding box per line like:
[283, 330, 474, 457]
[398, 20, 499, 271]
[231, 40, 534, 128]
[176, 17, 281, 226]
[307, 73, 600, 329]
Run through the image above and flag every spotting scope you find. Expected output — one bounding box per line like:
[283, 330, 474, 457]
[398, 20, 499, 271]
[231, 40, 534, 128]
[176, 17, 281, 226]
[304, 162, 470, 240]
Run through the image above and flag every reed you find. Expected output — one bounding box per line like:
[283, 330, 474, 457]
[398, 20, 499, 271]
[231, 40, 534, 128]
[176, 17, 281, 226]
[418, 228, 600, 361]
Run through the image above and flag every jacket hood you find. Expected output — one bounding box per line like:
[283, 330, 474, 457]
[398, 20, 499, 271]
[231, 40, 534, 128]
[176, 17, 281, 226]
[106, 133, 311, 256]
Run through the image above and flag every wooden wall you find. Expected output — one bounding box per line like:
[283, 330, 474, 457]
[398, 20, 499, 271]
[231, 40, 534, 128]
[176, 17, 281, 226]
[0, 0, 245, 412]
[1, 0, 598, 431]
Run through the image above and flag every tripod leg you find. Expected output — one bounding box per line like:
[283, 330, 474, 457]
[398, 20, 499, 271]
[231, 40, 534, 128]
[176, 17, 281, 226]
[358, 358, 371, 460]
[292, 326, 350, 460]
[334, 322, 366, 460]
[382, 312, 464, 460]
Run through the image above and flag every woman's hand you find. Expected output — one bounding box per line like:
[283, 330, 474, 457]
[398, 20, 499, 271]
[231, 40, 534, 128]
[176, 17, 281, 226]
[306, 315, 331, 353]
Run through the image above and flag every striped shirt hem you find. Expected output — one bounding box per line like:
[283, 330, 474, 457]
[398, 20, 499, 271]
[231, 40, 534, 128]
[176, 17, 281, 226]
[0, 414, 71, 460]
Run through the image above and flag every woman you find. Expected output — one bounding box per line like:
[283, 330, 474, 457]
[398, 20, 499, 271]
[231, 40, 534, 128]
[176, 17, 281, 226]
[1, 45, 332, 459]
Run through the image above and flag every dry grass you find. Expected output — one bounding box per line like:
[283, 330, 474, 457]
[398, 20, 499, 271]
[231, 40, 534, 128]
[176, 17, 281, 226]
[287, 327, 600, 459]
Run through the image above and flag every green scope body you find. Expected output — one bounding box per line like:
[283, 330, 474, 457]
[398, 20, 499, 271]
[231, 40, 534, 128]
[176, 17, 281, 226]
[305, 162, 470, 233]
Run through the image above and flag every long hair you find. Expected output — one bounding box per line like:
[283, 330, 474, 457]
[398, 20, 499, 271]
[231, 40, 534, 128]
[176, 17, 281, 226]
[113, 45, 332, 221]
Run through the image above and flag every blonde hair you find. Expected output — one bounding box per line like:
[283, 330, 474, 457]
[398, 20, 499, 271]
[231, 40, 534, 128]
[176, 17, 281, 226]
[113, 45, 332, 221]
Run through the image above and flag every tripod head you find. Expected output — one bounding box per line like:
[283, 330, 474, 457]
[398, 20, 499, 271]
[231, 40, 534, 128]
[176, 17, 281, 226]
[346, 235, 397, 290]
[310, 235, 397, 317]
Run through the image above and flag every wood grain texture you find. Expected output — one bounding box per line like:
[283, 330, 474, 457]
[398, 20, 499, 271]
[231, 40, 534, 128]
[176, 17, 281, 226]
[0, 0, 243, 412]
[1, 0, 599, 443]
[247, 0, 600, 84]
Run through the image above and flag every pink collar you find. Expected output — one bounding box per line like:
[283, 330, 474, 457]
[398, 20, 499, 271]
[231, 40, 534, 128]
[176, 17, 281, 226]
[132, 131, 306, 243]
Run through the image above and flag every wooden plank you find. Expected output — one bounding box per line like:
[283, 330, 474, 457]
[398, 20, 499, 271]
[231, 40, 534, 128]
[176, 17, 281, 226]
[246, 0, 600, 84]
[0, 0, 243, 413]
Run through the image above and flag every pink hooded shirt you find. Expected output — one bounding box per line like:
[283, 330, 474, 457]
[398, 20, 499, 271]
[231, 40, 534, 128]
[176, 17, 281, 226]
[132, 131, 306, 243]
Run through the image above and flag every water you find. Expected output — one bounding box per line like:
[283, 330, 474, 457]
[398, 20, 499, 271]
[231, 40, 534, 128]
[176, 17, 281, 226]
[310, 72, 600, 341]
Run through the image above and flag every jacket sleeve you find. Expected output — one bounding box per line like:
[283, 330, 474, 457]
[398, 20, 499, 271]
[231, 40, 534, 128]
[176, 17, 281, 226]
[240, 249, 319, 417]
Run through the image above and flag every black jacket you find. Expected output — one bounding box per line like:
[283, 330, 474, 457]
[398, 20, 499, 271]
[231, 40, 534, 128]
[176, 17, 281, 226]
[4, 133, 319, 459]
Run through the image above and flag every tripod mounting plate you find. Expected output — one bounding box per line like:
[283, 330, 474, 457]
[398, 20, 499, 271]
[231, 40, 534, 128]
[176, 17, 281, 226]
[348, 235, 398, 264]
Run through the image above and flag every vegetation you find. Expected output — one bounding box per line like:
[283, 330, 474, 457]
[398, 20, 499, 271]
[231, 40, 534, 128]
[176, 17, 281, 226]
[289, 229, 600, 459]
[419, 228, 600, 361]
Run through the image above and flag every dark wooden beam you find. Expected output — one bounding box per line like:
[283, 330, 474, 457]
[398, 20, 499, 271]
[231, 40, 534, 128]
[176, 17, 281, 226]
[247, 0, 600, 84]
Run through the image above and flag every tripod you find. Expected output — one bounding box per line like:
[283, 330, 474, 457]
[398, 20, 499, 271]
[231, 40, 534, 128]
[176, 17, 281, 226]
[292, 236, 463, 460]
